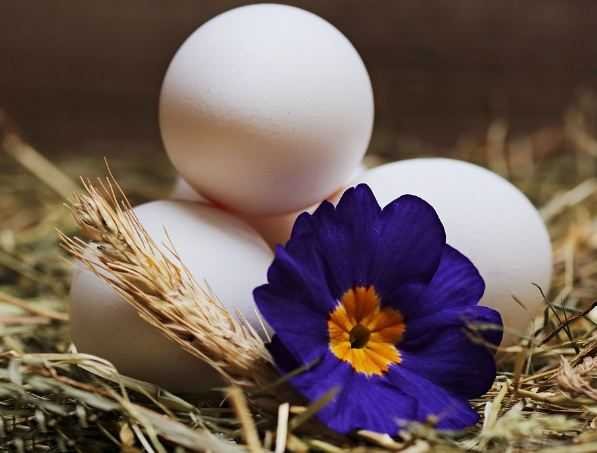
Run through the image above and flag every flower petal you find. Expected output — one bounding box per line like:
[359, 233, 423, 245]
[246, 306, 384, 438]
[266, 335, 305, 375]
[399, 306, 501, 398]
[255, 186, 385, 366]
[370, 195, 446, 307]
[388, 366, 479, 429]
[254, 247, 335, 363]
[289, 185, 382, 297]
[403, 305, 503, 350]
[288, 349, 418, 434]
[401, 245, 486, 320]
[267, 244, 337, 313]
[268, 337, 418, 434]
[269, 336, 480, 433]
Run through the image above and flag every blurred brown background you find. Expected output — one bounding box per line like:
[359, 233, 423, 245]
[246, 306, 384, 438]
[2, 0, 597, 158]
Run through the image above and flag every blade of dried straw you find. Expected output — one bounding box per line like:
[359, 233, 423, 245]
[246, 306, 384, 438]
[226, 386, 262, 453]
[0, 292, 68, 321]
[275, 402, 290, 453]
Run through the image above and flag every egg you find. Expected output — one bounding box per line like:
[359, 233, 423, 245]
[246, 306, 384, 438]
[159, 4, 374, 215]
[356, 158, 552, 346]
[170, 176, 205, 202]
[70, 200, 274, 392]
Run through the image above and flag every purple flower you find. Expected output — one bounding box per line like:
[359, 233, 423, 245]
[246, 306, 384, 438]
[254, 184, 502, 435]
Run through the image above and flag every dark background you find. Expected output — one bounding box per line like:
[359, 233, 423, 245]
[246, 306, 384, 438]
[2, 0, 596, 158]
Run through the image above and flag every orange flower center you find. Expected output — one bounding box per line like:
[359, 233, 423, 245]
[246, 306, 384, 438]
[328, 286, 405, 376]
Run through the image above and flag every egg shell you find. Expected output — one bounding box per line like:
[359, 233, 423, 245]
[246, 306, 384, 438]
[159, 4, 374, 215]
[70, 200, 273, 392]
[170, 176, 205, 202]
[356, 158, 553, 346]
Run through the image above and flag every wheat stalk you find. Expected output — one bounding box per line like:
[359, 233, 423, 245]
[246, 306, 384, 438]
[59, 173, 277, 390]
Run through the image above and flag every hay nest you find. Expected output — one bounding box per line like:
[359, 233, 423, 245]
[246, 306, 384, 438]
[3, 93, 597, 452]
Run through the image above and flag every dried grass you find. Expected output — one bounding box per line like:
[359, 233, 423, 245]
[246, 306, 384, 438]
[3, 92, 597, 451]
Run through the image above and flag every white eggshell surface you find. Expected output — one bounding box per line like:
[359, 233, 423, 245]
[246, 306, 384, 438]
[160, 4, 374, 215]
[70, 200, 273, 392]
[170, 176, 205, 202]
[356, 158, 552, 345]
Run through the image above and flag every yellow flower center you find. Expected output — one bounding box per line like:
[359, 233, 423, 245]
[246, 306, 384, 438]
[328, 286, 405, 376]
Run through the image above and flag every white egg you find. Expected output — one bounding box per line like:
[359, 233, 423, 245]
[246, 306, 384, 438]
[356, 158, 553, 346]
[170, 176, 205, 202]
[70, 200, 274, 392]
[159, 4, 374, 215]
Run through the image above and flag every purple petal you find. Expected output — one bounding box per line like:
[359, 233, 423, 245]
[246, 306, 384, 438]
[254, 187, 384, 365]
[401, 245, 486, 320]
[399, 306, 501, 398]
[388, 366, 480, 429]
[371, 195, 446, 307]
[254, 247, 335, 363]
[404, 305, 503, 349]
[287, 185, 382, 298]
[286, 350, 418, 435]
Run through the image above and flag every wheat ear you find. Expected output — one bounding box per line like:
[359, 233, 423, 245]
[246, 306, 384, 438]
[60, 174, 278, 390]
